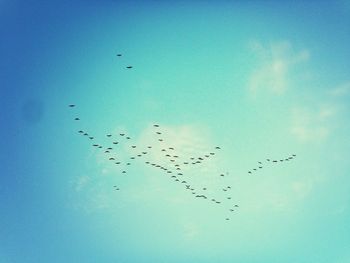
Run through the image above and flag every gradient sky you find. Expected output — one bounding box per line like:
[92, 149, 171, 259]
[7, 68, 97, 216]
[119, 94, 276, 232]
[1, 1, 350, 262]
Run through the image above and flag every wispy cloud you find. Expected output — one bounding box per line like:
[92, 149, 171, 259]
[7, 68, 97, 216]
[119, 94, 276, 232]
[248, 40, 309, 95]
[290, 105, 336, 142]
[329, 81, 350, 96]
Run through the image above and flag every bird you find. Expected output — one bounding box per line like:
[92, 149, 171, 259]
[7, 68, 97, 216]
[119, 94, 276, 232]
[109, 157, 115, 160]
[107, 134, 112, 137]
[156, 132, 161, 135]
[122, 171, 126, 173]
[74, 117, 80, 121]
[131, 146, 136, 148]
[234, 205, 239, 207]
[248, 171, 252, 174]
[126, 137, 131, 139]
[267, 159, 270, 161]
[203, 188, 207, 190]
[153, 124, 159, 127]
[169, 147, 174, 150]
[89, 137, 94, 140]
[78, 130, 84, 133]
[215, 146, 221, 149]
[225, 218, 230, 221]
[120, 133, 125, 136]
[259, 166, 262, 169]
[210, 152, 215, 155]
[113, 142, 119, 144]
[116, 54, 122, 57]
[93, 144, 99, 147]
[126, 66, 133, 69]
[292, 154, 296, 157]
[68, 104, 75, 107]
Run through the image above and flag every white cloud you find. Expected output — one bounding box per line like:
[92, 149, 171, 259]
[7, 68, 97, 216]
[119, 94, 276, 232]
[290, 105, 336, 142]
[329, 81, 350, 96]
[248, 40, 309, 95]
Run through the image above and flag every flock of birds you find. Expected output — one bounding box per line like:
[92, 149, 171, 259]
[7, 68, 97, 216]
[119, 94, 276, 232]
[67, 53, 297, 221]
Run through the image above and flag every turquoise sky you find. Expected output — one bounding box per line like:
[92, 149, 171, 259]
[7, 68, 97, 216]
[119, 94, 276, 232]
[1, 1, 350, 262]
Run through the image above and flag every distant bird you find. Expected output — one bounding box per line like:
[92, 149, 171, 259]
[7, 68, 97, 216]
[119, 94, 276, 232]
[126, 137, 131, 139]
[127, 163, 131, 165]
[203, 188, 207, 190]
[122, 171, 126, 173]
[210, 152, 215, 155]
[259, 166, 262, 169]
[215, 146, 221, 149]
[113, 142, 119, 144]
[147, 146, 152, 149]
[226, 218, 230, 221]
[230, 209, 234, 212]
[248, 171, 252, 174]
[158, 139, 163, 142]
[107, 134, 112, 137]
[107, 147, 113, 150]
[116, 54, 122, 57]
[115, 162, 120, 164]
[74, 118, 80, 121]
[273, 160, 277, 163]
[292, 154, 296, 157]
[109, 157, 115, 160]
[131, 146, 136, 148]
[227, 197, 232, 200]
[120, 133, 125, 136]
[258, 161, 262, 164]
[234, 205, 239, 207]
[142, 152, 147, 154]
[161, 149, 166, 152]
[78, 130, 84, 133]
[156, 132, 161, 135]
[153, 124, 159, 127]
[169, 147, 174, 150]
[93, 144, 99, 147]
[89, 137, 94, 140]
[68, 104, 75, 107]
[126, 66, 133, 69]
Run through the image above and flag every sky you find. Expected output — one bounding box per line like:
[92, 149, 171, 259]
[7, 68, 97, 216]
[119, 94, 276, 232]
[1, 0, 350, 262]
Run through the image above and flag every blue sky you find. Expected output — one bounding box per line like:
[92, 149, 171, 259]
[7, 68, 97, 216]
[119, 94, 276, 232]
[1, 1, 350, 262]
